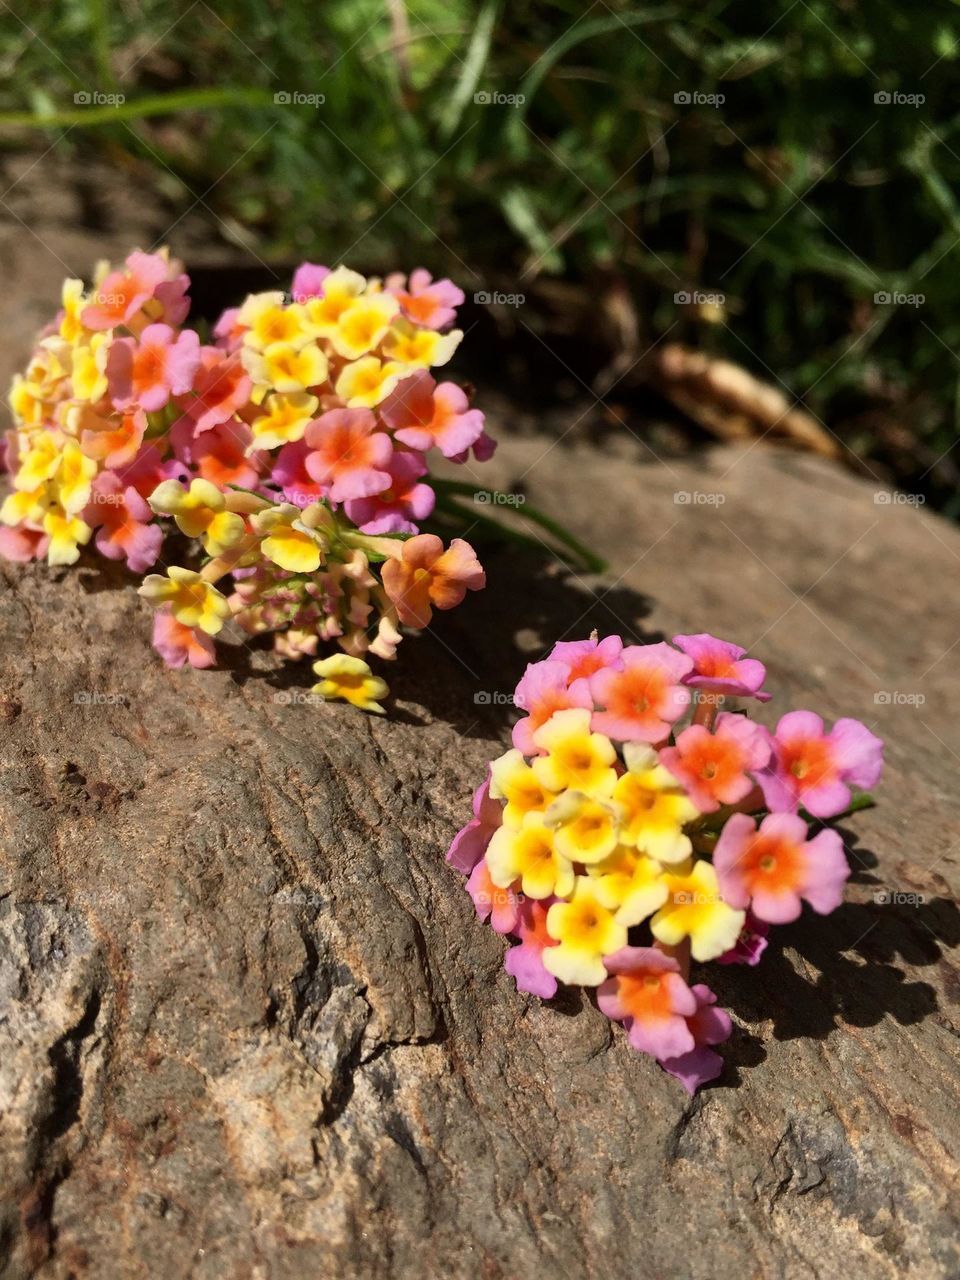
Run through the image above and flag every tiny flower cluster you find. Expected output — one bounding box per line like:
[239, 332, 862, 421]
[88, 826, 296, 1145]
[447, 632, 884, 1092]
[0, 251, 492, 709]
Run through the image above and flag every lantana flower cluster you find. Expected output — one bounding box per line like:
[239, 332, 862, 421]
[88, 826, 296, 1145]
[447, 632, 884, 1092]
[0, 250, 491, 710]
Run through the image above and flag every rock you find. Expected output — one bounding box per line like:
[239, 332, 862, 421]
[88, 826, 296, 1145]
[1, 420, 959, 1279]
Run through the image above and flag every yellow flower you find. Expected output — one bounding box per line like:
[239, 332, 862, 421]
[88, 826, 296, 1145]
[42, 507, 92, 566]
[311, 654, 388, 714]
[54, 440, 97, 516]
[70, 333, 110, 403]
[248, 391, 319, 451]
[1, 483, 49, 526]
[139, 567, 232, 635]
[251, 503, 326, 573]
[587, 846, 669, 927]
[329, 294, 400, 360]
[149, 478, 246, 555]
[614, 743, 700, 864]
[15, 432, 62, 490]
[243, 341, 328, 395]
[544, 876, 627, 986]
[59, 278, 88, 344]
[382, 320, 462, 369]
[531, 708, 617, 798]
[334, 356, 405, 408]
[9, 375, 46, 427]
[485, 812, 575, 900]
[489, 747, 553, 828]
[650, 860, 746, 962]
[543, 790, 621, 865]
[300, 267, 367, 336]
[239, 292, 312, 351]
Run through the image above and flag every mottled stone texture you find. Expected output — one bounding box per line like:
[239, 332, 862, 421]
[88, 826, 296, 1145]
[1, 423, 959, 1280]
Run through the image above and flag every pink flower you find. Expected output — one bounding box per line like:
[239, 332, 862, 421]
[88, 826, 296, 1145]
[714, 811, 849, 924]
[83, 472, 162, 573]
[270, 439, 328, 506]
[152, 608, 217, 670]
[379, 371, 485, 459]
[291, 262, 330, 302]
[659, 711, 771, 813]
[512, 659, 592, 756]
[504, 898, 559, 999]
[81, 249, 168, 330]
[446, 778, 502, 874]
[673, 632, 771, 702]
[175, 348, 251, 434]
[344, 449, 435, 534]
[716, 912, 769, 966]
[115, 444, 187, 500]
[598, 946, 699, 1060]
[80, 408, 147, 469]
[304, 408, 392, 502]
[387, 269, 463, 330]
[107, 323, 201, 413]
[171, 417, 264, 491]
[154, 274, 191, 326]
[589, 642, 693, 743]
[0, 526, 48, 561]
[755, 710, 884, 818]
[381, 534, 485, 628]
[658, 984, 732, 1095]
[213, 306, 244, 350]
[466, 858, 520, 934]
[547, 634, 623, 684]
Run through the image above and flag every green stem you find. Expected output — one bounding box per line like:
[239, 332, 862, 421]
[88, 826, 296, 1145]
[432, 479, 606, 573]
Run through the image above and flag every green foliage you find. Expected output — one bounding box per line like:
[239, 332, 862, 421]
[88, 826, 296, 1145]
[2, 0, 959, 508]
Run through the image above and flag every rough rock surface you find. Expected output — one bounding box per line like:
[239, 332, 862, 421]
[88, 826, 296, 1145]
[1, 424, 959, 1279]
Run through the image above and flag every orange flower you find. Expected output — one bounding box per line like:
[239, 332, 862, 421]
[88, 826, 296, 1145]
[381, 533, 484, 628]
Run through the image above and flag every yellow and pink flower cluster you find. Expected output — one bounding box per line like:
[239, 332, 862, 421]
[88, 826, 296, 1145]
[447, 632, 884, 1092]
[0, 250, 491, 709]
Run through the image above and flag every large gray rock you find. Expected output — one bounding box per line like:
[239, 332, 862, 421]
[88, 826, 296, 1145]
[1, 421, 959, 1278]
